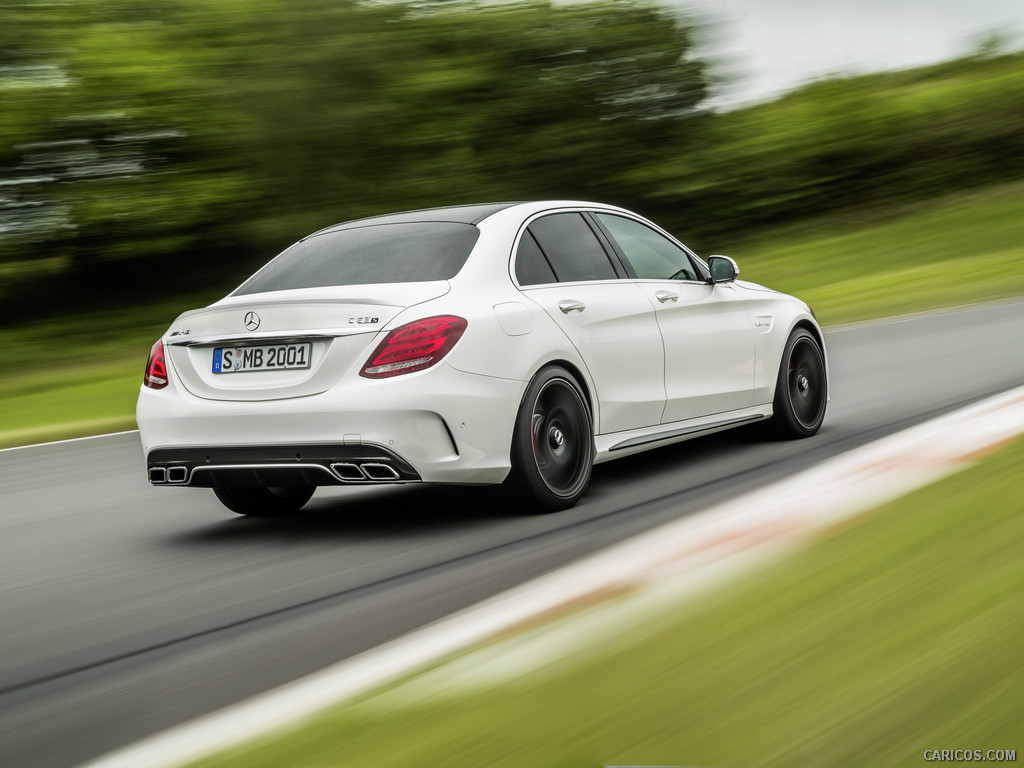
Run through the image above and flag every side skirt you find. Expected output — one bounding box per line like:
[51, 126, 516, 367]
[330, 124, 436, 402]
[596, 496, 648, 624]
[593, 405, 773, 464]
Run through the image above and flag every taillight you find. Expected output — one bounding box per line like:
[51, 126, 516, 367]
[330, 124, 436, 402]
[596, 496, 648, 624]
[360, 315, 468, 379]
[144, 340, 168, 389]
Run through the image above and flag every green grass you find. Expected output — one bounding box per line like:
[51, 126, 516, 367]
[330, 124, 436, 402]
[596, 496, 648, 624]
[728, 180, 1024, 326]
[2, 180, 1023, 447]
[0, 290, 223, 447]
[190, 435, 1024, 768]
[0, 360, 142, 446]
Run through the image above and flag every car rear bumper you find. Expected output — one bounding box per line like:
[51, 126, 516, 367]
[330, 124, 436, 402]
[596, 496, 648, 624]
[137, 361, 526, 485]
[146, 443, 422, 487]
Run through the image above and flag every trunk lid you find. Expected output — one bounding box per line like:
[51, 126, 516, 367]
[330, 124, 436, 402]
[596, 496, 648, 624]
[164, 282, 448, 401]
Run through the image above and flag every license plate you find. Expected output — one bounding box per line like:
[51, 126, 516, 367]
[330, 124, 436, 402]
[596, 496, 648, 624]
[213, 343, 312, 374]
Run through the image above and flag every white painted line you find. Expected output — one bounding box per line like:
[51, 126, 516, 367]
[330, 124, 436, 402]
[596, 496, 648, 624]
[79, 384, 1024, 768]
[0, 430, 139, 453]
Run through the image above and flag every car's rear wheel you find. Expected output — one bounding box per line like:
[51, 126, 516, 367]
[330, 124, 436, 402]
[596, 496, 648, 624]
[769, 328, 827, 438]
[507, 366, 594, 512]
[213, 485, 315, 516]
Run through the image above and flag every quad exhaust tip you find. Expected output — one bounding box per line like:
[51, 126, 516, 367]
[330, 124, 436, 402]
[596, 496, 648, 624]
[361, 463, 401, 481]
[329, 461, 402, 482]
[150, 466, 188, 484]
[331, 462, 366, 481]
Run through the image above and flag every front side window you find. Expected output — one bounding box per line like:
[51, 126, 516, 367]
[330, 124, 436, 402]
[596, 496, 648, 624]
[234, 222, 480, 295]
[525, 213, 618, 283]
[595, 213, 704, 282]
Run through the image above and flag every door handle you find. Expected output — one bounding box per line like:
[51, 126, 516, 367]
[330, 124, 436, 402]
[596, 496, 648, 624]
[558, 300, 586, 314]
[655, 290, 679, 303]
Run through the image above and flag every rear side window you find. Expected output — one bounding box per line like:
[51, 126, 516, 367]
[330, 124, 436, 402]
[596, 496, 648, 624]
[527, 213, 618, 283]
[234, 222, 480, 295]
[514, 231, 557, 286]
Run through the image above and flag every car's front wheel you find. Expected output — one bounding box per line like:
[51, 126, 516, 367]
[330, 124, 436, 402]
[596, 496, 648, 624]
[769, 328, 827, 438]
[507, 366, 594, 512]
[213, 486, 315, 516]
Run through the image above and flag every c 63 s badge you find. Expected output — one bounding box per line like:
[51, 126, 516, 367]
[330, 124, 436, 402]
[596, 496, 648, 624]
[349, 317, 379, 324]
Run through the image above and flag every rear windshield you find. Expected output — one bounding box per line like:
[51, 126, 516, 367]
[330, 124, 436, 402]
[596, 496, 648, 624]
[233, 222, 480, 295]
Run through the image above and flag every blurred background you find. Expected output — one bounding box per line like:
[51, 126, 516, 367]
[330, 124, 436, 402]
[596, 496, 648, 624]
[1, 0, 1023, 444]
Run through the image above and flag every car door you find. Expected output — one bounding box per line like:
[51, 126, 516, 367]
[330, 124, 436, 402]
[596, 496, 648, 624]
[591, 212, 756, 424]
[513, 211, 666, 434]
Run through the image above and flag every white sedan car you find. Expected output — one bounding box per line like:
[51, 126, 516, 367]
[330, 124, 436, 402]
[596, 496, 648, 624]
[138, 201, 827, 515]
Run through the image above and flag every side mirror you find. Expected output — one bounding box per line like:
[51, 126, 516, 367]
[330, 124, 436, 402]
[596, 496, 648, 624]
[708, 255, 739, 284]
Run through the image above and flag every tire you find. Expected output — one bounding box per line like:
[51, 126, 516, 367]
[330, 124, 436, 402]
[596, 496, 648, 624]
[506, 366, 594, 512]
[213, 485, 315, 517]
[768, 328, 827, 438]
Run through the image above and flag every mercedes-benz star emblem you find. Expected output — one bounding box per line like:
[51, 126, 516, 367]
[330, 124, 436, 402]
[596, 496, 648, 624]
[243, 311, 261, 331]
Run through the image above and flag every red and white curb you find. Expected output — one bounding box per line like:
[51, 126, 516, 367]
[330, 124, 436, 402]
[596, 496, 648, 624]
[80, 385, 1024, 768]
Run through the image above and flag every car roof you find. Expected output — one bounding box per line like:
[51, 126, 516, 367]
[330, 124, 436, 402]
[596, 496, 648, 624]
[310, 202, 522, 237]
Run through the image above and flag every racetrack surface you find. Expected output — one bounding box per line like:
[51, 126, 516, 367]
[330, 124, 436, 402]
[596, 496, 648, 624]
[2, 300, 1023, 768]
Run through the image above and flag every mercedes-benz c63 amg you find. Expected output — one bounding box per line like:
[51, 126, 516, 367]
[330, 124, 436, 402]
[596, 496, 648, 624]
[137, 202, 828, 515]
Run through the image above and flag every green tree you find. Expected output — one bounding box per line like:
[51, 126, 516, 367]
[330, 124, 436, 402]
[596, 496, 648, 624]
[1, 0, 710, 315]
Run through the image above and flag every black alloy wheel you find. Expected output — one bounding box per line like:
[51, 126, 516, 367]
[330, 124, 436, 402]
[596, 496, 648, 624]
[769, 328, 827, 438]
[508, 366, 594, 512]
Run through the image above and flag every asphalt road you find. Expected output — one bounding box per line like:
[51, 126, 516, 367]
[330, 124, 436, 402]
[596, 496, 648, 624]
[2, 300, 1023, 768]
